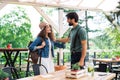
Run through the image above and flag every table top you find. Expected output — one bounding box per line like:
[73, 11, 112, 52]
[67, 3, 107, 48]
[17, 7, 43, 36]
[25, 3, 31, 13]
[93, 58, 120, 63]
[17, 70, 116, 80]
[0, 48, 28, 52]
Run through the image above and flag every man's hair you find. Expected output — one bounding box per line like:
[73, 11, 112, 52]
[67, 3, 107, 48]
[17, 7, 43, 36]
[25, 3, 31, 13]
[66, 12, 79, 22]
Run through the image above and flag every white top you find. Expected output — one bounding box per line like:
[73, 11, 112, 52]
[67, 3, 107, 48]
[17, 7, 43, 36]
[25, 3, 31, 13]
[39, 37, 55, 74]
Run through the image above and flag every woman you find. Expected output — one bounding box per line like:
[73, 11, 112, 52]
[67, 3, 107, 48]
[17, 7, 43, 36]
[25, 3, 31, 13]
[29, 22, 65, 74]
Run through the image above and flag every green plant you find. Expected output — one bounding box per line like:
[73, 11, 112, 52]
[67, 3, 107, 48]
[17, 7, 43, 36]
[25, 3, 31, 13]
[112, 51, 120, 57]
[0, 70, 9, 80]
[71, 63, 80, 70]
[0, 6, 32, 48]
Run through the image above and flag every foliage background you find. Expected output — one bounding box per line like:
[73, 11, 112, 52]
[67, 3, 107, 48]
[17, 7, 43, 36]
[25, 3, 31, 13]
[0, 7, 32, 48]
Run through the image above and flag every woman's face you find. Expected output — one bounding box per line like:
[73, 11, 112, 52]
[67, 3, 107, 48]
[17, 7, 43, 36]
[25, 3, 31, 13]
[45, 25, 52, 33]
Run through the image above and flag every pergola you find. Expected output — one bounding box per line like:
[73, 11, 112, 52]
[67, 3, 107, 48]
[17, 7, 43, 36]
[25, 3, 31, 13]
[0, 0, 119, 36]
[0, 0, 120, 65]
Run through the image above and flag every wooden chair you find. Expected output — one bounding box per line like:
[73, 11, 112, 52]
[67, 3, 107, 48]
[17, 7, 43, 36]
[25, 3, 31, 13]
[2, 67, 20, 80]
[25, 41, 48, 76]
[111, 67, 120, 80]
[25, 52, 48, 76]
[32, 64, 48, 75]
[25, 51, 32, 77]
[25, 41, 34, 77]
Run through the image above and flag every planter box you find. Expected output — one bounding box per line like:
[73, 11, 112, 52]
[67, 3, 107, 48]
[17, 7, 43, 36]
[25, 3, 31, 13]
[65, 69, 87, 79]
[54, 65, 67, 71]
[115, 56, 120, 60]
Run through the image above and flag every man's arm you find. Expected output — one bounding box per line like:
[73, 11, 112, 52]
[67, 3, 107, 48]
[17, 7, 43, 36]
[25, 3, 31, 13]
[56, 37, 70, 43]
[79, 40, 87, 66]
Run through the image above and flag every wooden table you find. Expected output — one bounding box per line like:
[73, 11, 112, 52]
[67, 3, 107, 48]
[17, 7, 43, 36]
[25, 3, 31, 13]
[17, 70, 116, 80]
[93, 59, 120, 63]
[0, 48, 28, 67]
[93, 58, 120, 72]
[0, 48, 28, 78]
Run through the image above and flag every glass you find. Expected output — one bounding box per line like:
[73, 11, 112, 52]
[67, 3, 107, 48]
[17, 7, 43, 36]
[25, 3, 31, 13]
[86, 58, 94, 77]
[88, 66, 94, 76]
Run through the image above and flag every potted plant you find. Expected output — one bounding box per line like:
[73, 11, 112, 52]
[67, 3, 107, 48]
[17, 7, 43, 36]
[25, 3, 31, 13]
[71, 63, 80, 72]
[65, 63, 86, 79]
[0, 70, 9, 80]
[112, 51, 120, 60]
[54, 65, 67, 71]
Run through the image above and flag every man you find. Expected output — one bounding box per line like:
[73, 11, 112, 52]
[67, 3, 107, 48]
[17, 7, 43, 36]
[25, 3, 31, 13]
[56, 12, 87, 68]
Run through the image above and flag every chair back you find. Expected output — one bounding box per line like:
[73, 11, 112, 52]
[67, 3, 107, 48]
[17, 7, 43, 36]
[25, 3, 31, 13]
[27, 41, 48, 76]
[2, 67, 19, 80]
[32, 64, 40, 75]
[32, 63, 48, 75]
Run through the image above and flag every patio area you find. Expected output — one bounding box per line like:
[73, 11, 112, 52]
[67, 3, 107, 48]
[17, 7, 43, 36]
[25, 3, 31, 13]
[0, 0, 120, 80]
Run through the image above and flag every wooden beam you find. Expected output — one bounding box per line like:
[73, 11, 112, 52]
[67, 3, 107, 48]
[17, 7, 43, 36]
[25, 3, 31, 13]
[58, 8, 64, 37]
[34, 6, 58, 32]
[0, 3, 7, 10]
[0, 0, 102, 11]
[77, 0, 84, 7]
[96, 0, 105, 8]
[0, 0, 18, 2]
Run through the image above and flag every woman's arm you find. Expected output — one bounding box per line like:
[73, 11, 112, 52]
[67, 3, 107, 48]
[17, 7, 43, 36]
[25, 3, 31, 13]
[54, 41, 65, 48]
[35, 41, 45, 49]
[29, 37, 44, 51]
[56, 37, 70, 43]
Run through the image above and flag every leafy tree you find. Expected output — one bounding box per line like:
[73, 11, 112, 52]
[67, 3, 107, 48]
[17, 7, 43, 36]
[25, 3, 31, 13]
[90, 32, 113, 49]
[105, 27, 120, 49]
[0, 7, 32, 48]
[104, 2, 120, 28]
[103, 2, 120, 49]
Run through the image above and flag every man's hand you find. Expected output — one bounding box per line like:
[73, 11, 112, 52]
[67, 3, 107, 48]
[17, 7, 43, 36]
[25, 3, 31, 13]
[79, 59, 84, 67]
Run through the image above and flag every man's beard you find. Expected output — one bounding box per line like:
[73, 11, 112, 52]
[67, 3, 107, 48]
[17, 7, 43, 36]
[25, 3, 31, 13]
[69, 23, 73, 26]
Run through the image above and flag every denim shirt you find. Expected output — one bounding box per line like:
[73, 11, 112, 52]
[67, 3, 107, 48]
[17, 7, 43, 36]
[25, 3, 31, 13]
[29, 37, 65, 58]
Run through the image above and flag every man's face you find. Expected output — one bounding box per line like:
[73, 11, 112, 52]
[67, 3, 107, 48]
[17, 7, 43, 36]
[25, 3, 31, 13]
[67, 18, 73, 26]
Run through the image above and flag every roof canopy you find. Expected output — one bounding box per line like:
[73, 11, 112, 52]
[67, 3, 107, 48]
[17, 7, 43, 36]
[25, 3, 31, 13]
[0, 0, 120, 37]
[0, 0, 119, 12]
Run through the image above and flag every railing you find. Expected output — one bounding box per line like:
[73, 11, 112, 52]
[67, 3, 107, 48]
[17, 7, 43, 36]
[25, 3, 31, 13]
[54, 49, 120, 65]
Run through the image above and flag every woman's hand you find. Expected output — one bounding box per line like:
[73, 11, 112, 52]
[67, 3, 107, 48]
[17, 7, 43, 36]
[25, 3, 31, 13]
[41, 41, 46, 47]
[36, 41, 46, 49]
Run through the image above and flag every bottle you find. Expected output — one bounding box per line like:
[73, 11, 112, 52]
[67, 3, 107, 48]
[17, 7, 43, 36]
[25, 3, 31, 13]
[106, 66, 109, 73]
[88, 58, 94, 76]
